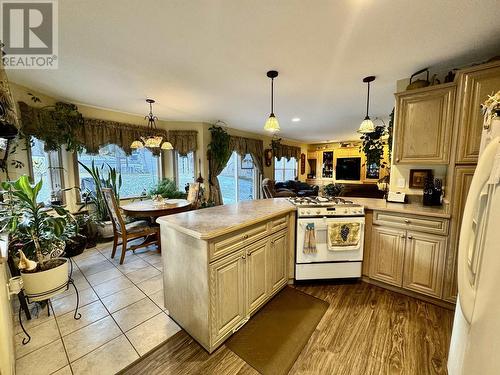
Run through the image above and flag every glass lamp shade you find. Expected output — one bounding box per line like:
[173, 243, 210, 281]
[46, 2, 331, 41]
[130, 140, 144, 149]
[161, 141, 173, 150]
[264, 113, 280, 133]
[142, 135, 163, 148]
[357, 117, 375, 134]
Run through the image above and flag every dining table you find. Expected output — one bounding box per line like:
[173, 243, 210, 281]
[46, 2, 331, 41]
[120, 198, 192, 222]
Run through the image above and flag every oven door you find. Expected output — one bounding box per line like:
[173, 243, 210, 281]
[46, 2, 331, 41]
[296, 216, 365, 264]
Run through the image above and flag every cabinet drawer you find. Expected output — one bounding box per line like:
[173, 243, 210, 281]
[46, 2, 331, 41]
[209, 222, 268, 262]
[373, 211, 449, 235]
[269, 215, 288, 233]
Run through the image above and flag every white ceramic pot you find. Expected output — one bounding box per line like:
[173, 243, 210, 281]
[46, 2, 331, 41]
[21, 258, 69, 301]
[97, 220, 114, 239]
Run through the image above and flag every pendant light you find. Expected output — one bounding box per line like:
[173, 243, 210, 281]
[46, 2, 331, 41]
[131, 99, 173, 150]
[357, 76, 376, 134]
[264, 70, 280, 133]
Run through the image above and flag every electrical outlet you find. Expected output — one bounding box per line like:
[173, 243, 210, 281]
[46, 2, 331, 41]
[397, 178, 406, 188]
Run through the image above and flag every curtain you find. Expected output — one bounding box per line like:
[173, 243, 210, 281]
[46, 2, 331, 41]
[229, 135, 264, 174]
[208, 151, 232, 206]
[17, 101, 197, 156]
[275, 143, 301, 161]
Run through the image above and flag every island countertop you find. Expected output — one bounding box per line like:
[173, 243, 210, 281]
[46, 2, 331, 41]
[348, 197, 451, 219]
[157, 198, 296, 240]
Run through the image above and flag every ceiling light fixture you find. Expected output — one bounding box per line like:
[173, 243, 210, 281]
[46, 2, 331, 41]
[291, 117, 301, 122]
[357, 76, 376, 134]
[264, 70, 280, 133]
[131, 99, 173, 150]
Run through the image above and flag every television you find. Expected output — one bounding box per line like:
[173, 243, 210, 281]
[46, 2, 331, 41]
[336, 157, 361, 181]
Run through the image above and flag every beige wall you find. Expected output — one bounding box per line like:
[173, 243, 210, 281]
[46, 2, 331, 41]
[3, 82, 307, 210]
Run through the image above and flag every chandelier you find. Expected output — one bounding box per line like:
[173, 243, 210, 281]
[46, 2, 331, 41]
[357, 76, 376, 134]
[131, 99, 173, 150]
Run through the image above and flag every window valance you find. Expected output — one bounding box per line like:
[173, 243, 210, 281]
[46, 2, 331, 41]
[18, 101, 197, 155]
[229, 135, 264, 173]
[275, 143, 301, 161]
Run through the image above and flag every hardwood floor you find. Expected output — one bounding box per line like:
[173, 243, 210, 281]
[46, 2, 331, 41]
[121, 282, 454, 375]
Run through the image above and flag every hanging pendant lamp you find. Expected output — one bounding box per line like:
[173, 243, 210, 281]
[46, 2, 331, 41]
[264, 70, 280, 133]
[131, 99, 173, 150]
[358, 76, 376, 134]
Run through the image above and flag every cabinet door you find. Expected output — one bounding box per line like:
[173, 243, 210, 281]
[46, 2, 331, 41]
[443, 166, 475, 302]
[403, 231, 446, 298]
[268, 230, 288, 293]
[369, 226, 406, 286]
[455, 62, 500, 164]
[210, 251, 246, 342]
[394, 84, 455, 164]
[246, 239, 269, 314]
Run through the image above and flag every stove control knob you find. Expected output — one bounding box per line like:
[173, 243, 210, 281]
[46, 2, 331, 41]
[306, 210, 310, 215]
[344, 209, 349, 214]
[316, 210, 321, 215]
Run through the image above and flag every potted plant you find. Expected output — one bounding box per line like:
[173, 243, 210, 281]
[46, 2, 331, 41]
[78, 161, 122, 239]
[1, 175, 74, 301]
[149, 178, 187, 199]
[323, 183, 344, 197]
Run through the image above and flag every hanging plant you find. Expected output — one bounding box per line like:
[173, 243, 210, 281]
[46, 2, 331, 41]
[271, 137, 281, 156]
[387, 108, 394, 164]
[22, 94, 84, 153]
[359, 126, 387, 169]
[207, 125, 231, 166]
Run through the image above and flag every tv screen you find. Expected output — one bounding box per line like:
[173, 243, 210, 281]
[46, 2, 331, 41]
[336, 157, 361, 180]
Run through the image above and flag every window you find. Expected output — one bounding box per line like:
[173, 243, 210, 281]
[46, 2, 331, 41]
[219, 151, 258, 204]
[29, 138, 63, 203]
[175, 151, 195, 191]
[77, 144, 160, 199]
[274, 157, 297, 182]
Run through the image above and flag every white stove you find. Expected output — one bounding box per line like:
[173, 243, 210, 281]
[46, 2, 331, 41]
[288, 196, 365, 218]
[288, 196, 366, 281]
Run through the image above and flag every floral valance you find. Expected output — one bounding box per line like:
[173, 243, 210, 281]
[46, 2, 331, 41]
[229, 135, 264, 173]
[275, 143, 301, 161]
[18, 101, 197, 155]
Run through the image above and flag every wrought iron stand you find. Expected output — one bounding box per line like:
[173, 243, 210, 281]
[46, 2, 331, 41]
[18, 258, 81, 345]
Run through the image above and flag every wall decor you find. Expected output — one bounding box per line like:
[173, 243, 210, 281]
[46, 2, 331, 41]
[300, 153, 306, 175]
[264, 149, 273, 167]
[409, 169, 433, 189]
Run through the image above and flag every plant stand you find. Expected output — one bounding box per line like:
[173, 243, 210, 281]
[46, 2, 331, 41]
[18, 259, 82, 345]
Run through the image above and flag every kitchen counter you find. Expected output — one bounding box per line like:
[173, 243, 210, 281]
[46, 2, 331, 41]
[156, 198, 295, 239]
[348, 197, 451, 218]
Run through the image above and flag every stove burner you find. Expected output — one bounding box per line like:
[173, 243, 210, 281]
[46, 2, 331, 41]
[288, 196, 354, 206]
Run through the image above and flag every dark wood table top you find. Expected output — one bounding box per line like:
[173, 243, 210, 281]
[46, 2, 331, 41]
[121, 199, 191, 218]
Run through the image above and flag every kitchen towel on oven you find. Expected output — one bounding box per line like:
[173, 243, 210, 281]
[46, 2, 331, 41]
[303, 223, 317, 253]
[327, 223, 361, 249]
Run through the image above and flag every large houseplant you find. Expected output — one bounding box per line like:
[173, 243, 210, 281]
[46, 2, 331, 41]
[1, 175, 74, 300]
[78, 160, 122, 238]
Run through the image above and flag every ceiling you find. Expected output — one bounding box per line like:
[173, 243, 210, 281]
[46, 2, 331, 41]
[7, 0, 500, 142]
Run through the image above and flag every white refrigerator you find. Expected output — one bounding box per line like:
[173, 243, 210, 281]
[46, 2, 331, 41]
[448, 117, 500, 375]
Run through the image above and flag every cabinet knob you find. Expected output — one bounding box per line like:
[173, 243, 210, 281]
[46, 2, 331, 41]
[243, 234, 249, 240]
[407, 235, 413, 240]
[241, 255, 246, 259]
[404, 219, 410, 224]
[401, 234, 406, 238]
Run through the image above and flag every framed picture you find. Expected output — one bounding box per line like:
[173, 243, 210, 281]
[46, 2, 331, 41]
[409, 169, 433, 189]
[241, 154, 254, 169]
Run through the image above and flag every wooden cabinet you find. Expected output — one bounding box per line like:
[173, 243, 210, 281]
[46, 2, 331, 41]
[246, 239, 269, 314]
[455, 61, 500, 164]
[210, 251, 247, 343]
[443, 166, 476, 302]
[369, 211, 449, 300]
[268, 230, 288, 293]
[370, 226, 406, 286]
[394, 83, 455, 164]
[402, 231, 446, 298]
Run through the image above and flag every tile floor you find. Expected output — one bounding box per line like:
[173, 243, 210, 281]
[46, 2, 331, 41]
[13, 240, 181, 375]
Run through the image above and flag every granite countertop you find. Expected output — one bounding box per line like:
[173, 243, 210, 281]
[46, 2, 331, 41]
[348, 197, 451, 219]
[157, 198, 296, 240]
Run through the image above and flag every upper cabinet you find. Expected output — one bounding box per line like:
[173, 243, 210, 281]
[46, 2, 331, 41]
[394, 83, 456, 164]
[454, 61, 500, 164]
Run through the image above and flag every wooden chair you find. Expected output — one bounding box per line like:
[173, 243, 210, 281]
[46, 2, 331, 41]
[102, 188, 160, 264]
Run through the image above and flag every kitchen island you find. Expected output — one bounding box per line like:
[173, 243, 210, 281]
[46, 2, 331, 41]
[157, 199, 296, 353]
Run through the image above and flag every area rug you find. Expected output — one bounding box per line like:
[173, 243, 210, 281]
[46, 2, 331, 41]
[226, 286, 329, 375]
